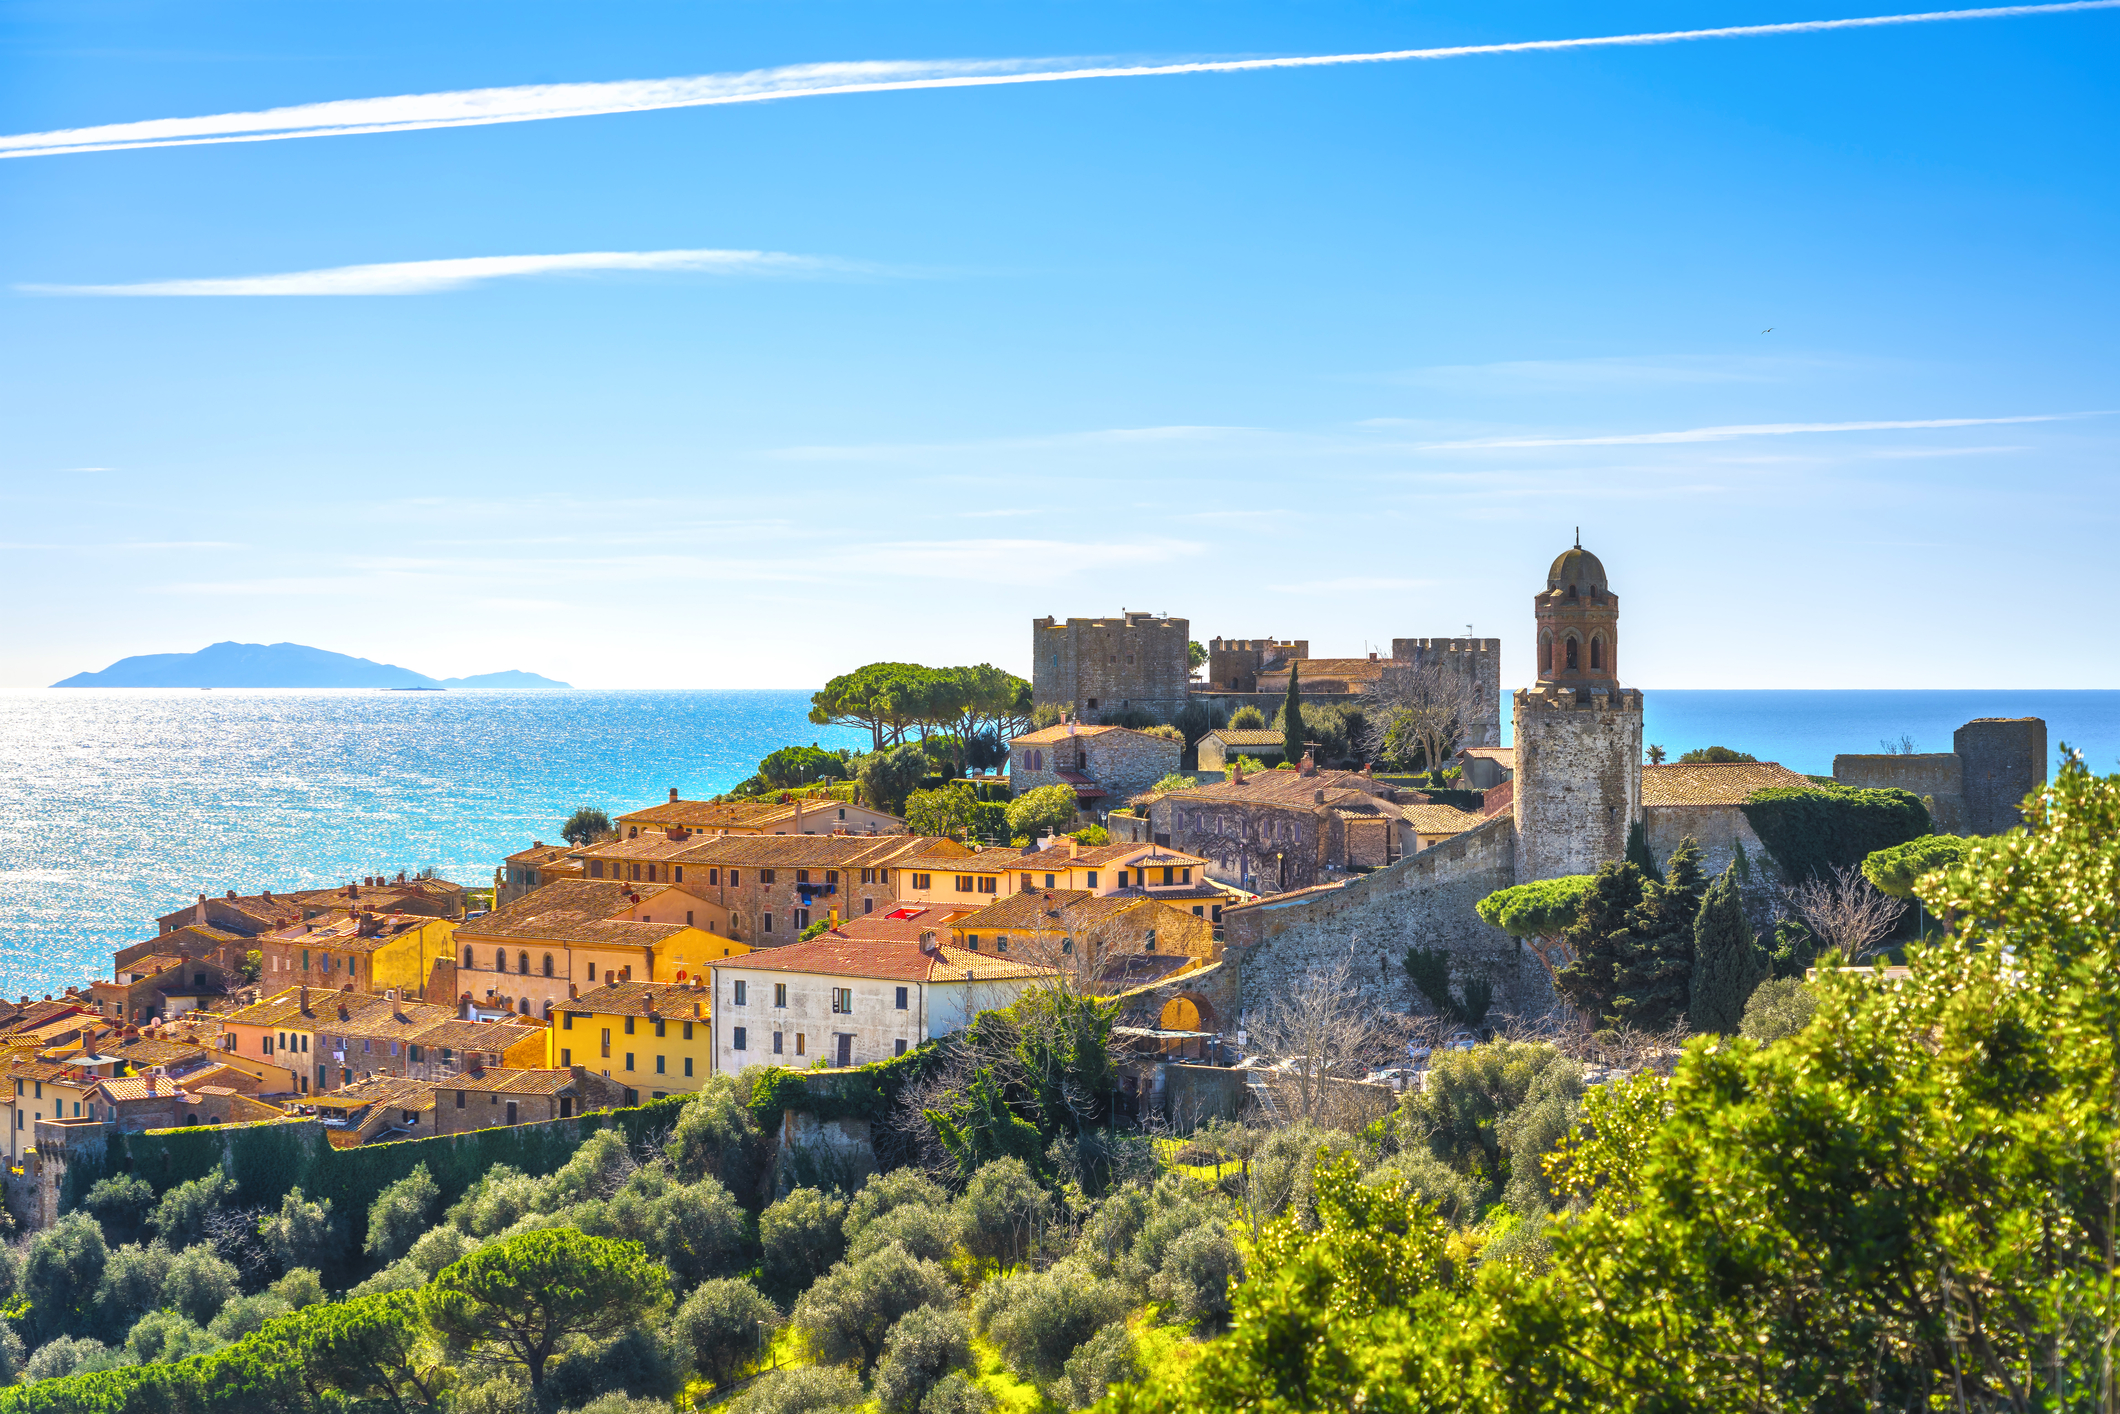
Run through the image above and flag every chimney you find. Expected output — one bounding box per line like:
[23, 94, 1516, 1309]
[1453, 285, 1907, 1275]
[1231, 763, 1245, 785]
[533, 840, 544, 849]
[1068, 837, 1080, 860]
[669, 787, 680, 803]
[1314, 789, 1326, 805]
[794, 798, 804, 833]
[299, 986, 310, 1014]
[1299, 751, 1316, 778]
[195, 892, 208, 923]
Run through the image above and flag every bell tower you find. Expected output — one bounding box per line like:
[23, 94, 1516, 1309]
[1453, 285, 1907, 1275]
[1513, 535, 1643, 883]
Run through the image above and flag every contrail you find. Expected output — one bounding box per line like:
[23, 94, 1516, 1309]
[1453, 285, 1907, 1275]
[17, 248, 870, 296]
[3, 1, 2113, 159]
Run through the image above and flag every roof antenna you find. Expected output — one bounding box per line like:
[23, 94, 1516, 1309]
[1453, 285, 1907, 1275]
[1574, 526, 1581, 549]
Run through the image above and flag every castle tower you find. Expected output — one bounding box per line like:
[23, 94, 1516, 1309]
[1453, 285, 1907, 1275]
[1032, 612, 1191, 722]
[1513, 538, 1642, 882]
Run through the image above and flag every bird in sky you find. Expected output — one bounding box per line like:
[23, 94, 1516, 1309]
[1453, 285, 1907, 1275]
[1762, 327, 1775, 333]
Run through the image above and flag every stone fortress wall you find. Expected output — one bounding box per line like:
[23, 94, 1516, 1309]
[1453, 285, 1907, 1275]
[1031, 612, 1192, 721]
[1831, 717, 2046, 837]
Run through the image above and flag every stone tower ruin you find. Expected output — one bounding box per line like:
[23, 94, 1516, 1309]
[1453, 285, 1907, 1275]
[1031, 611, 1192, 722]
[1513, 539, 1643, 882]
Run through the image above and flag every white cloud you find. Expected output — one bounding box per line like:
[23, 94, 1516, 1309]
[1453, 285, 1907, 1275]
[21, 247, 868, 296]
[1420, 412, 2106, 450]
[6, 3, 2110, 158]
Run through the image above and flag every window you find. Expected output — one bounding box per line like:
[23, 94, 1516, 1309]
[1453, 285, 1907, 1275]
[625, 1052, 634, 1071]
[912, 873, 931, 890]
[796, 907, 810, 929]
[733, 1027, 747, 1051]
[861, 869, 874, 884]
[1182, 867, 1192, 883]
[1116, 871, 1128, 888]
[1062, 937, 1074, 954]
[1021, 873, 1034, 890]
[656, 1055, 665, 1073]
[601, 1027, 612, 1059]
[733, 980, 748, 1005]
[996, 937, 1009, 953]
[710, 868, 721, 885]
[561, 1047, 571, 1065]
[764, 913, 774, 933]
[686, 911, 693, 925]
[587, 963, 598, 982]
[624, 1016, 635, 1035]
[1146, 929, 1157, 953]
[589, 860, 605, 878]
[495, 948, 507, 971]
[863, 898, 874, 914]
[796, 1033, 806, 1056]
[773, 1031, 785, 1054]
[775, 983, 787, 1007]
[729, 871, 739, 886]
[302, 949, 311, 971]
[761, 869, 776, 884]
[623, 1088, 638, 1106]
[1085, 871, 1098, 889]
[832, 988, 853, 1014]
[1162, 867, 1175, 886]
[895, 986, 909, 1009]
[518, 951, 530, 974]
[896, 1038, 908, 1056]
[1045, 873, 1057, 888]
[684, 1057, 694, 1076]
[1540, 638, 1553, 674]
[683, 1021, 694, 1040]
[562, 1013, 573, 1030]
[455, 1090, 466, 1108]
[967, 936, 979, 951]
[1566, 637, 1579, 670]
[1591, 637, 1604, 670]
[796, 869, 809, 884]
[826, 870, 838, 885]
[978, 875, 998, 893]
[674, 867, 683, 883]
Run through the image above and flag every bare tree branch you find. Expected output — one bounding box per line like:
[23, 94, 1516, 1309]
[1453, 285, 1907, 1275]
[1245, 947, 1384, 1130]
[1785, 864, 1905, 965]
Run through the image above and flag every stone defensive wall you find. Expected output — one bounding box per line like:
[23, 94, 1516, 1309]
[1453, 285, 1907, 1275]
[1832, 753, 1967, 833]
[1221, 811, 1547, 1022]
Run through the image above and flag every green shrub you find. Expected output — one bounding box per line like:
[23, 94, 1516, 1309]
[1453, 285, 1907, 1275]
[1862, 833, 1973, 899]
[362, 1162, 437, 1262]
[96, 1242, 172, 1330]
[1740, 977, 1818, 1043]
[122, 1309, 216, 1365]
[1150, 1223, 1242, 1331]
[760, 1187, 849, 1302]
[790, 1244, 954, 1374]
[972, 1259, 1134, 1387]
[1740, 783, 1930, 881]
[22, 1334, 124, 1382]
[921, 1372, 999, 1414]
[159, 1243, 238, 1327]
[1055, 1319, 1139, 1410]
[673, 1277, 777, 1388]
[872, 1304, 974, 1414]
[1006, 784, 1080, 840]
[1475, 876, 1594, 938]
[728, 1364, 867, 1414]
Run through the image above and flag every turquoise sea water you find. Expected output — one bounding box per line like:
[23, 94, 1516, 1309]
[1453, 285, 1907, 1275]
[1, 687, 2114, 999]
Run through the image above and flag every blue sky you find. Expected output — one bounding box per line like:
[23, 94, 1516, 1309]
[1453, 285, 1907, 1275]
[2, 1, 2114, 691]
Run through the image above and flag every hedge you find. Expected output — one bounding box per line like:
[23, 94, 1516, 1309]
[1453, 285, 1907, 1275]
[1475, 875, 1596, 937]
[1740, 784, 1931, 882]
[69, 1092, 692, 1253]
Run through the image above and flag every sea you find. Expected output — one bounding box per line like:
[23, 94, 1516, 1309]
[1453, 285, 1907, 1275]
[2, 687, 2115, 1000]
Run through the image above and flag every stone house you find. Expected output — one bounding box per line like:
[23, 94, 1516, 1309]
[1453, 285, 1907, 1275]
[1459, 746, 1515, 792]
[497, 843, 581, 908]
[84, 1073, 190, 1133]
[1637, 761, 1813, 881]
[571, 833, 937, 944]
[5, 1055, 123, 1161]
[710, 936, 1055, 1074]
[90, 954, 237, 1025]
[616, 789, 904, 841]
[949, 890, 1216, 969]
[399, 1018, 547, 1082]
[1117, 766, 1475, 894]
[1009, 723, 1182, 818]
[310, 996, 462, 1089]
[431, 1066, 626, 1133]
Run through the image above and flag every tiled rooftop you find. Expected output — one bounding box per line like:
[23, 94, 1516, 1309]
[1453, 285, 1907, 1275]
[564, 980, 711, 1016]
[1641, 761, 1811, 807]
[1010, 723, 1135, 745]
[719, 935, 1057, 984]
[454, 881, 687, 946]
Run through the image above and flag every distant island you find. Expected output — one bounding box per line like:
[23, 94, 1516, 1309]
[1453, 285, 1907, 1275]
[51, 641, 571, 689]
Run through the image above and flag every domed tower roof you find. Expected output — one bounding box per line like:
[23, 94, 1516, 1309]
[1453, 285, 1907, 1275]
[1532, 533, 1619, 688]
[1545, 546, 1609, 597]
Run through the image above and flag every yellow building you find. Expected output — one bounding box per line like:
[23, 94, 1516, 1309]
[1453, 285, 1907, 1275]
[549, 979, 714, 1101]
[454, 880, 748, 1020]
[257, 910, 458, 998]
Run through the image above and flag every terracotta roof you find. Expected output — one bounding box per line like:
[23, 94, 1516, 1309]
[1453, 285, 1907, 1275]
[662, 834, 942, 870]
[564, 980, 710, 1016]
[717, 936, 1057, 984]
[504, 844, 575, 865]
[2, 1002, 88, 1035]
[1011, 723, 1131, 745]
[92, 1075, 189, 1104]
[454, 881, 686, 947]
[1013, 841, 1209, 870]
[1642, 761, 1812, 807]
[405, 1018, 541, 1054]
[120, 955, 188, 977]
[328, 1000, 460, 1043]
[821, 907, 981, 944]
[111, 1037, 215, 1069]
[448, 1067, 586, 1096]
[179, 1063, 262, 1091]
[951, 889, 1097, 931]
[1460, 747, 1516, 764]
[312, 1075, 430, 1110]
[221, 985, 361, 1028]
[1405, 804, 1483, 835]
[614, 797, 901, 831]
[1150, 769, 1391, 811]
[1202, 729, 1287, 746]
[263, 911, 438, 953]
[6, 1059, 90, 1084]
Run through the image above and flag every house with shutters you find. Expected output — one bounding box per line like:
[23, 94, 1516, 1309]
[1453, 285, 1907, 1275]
[709, 936, 1054, 1075]
[548, 979, 713, 1101]
[1008, 722, 1181, 820]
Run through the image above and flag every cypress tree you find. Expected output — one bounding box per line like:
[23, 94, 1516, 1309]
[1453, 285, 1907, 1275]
[1612, 835, 1705, 1029]
[1281, 659, 1304, 767]
[1554, 860, 1649, 1024]
[1625, 819, 1663, 883]
[1688, 864, 1764, 1034]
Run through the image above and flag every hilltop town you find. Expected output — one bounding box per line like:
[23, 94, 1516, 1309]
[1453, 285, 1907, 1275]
[0, 541, 2071, 1411]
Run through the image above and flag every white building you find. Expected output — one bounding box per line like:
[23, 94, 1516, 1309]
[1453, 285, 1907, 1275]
[708, 934, 1055, 1074]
